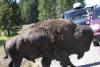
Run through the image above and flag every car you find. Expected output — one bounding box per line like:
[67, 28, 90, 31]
[63, 5, 100, 46]
[63, 8, 87, 25]
[90, 6, 100, 46]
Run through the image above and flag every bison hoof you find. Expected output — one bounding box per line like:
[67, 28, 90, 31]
[77, 53, 84, 59]
[67, 65, 75, 67]
[93, 41, 100, 46]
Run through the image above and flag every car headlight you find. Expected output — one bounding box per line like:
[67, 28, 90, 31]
[90, 24, 100, 31]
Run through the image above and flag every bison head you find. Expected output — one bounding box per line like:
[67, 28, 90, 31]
[74, 25, 94, 59]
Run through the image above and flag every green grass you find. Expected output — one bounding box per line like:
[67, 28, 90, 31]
[0, 35, 9, 41]
[0, 35, 9, 45]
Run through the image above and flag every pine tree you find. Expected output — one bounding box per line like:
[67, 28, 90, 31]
[56, 0, 76, 18]
[38, 0, 48, 21]
[38, 0, 56, 21]
[0, 0, 22, 36]
[20, 0, 38, 24]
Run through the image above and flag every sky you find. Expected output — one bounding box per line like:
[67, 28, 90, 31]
[84, 0, 100, 6]
[17, 0, 19, 2]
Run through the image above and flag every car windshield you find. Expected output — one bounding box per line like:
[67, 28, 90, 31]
[94, 6, 100, 18]
[63, 8, 87, 20]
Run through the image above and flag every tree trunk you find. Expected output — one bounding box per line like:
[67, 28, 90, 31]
[7, 28, 11, 36]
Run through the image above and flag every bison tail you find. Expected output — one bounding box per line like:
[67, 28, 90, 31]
[3, 42, 8, 59]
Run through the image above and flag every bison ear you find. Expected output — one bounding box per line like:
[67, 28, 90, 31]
[74, 28, 83, 39]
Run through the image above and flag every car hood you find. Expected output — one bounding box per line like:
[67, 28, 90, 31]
[92, 18, 100, 24]
[73, 17, 86, 25]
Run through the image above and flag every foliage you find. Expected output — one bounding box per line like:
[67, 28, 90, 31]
[0, 35, 8, 41]
[0, 0, 22, 36]
[38, 0, 77, 19]
[20, 0, 84, 21]
[38, 0, 47, 20]
[20, 0, 38, 24]
[55, 0, 76, 18]
[79, 0, 84, 4]
[38, 0, 56, 21]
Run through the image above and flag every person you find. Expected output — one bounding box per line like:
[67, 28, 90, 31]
[73, 2, 82, 9]
[85, 5, 95, 25]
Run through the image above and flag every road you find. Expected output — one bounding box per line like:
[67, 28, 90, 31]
[50, 42, 100, 67]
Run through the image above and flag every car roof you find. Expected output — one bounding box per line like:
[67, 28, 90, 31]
[63, 8, 86, 15]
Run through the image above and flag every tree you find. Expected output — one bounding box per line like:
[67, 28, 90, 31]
[9, 1, 22, 35]
[20, 0, 38, 24]
[55, 0, 76, 18]
[0, 0, 11, 36]
[38, 0, 47, 21]
[79, 0, 84, 4]
[38, 0, 56, 21]
[0, 0, 22, 36]
[45, 0, 56, 19]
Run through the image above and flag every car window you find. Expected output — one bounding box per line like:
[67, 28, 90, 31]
[63, 8, 87, 20]
[94, 7, 100, 18]
[63, 10, 74, 20]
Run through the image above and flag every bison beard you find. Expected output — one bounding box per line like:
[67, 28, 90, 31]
[3, 19, 94, 67]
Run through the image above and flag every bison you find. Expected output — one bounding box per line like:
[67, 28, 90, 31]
[3, 19, 94, 67]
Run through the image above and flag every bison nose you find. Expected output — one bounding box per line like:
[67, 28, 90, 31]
[93, 40, 100, 46]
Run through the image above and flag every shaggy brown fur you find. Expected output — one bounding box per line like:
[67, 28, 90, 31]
[4, 19, 94, 67]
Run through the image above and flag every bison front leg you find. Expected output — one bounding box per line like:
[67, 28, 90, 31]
[60, 58, 75, 67]
[77, 51, 85, 59]
[41, 57, 52, 67]
[8, 57, 22, 67]
[8, 51, 23, 67]
[9, 60, 13, 67]
[13, 58, 22, 67]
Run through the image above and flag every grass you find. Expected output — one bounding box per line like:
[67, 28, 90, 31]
[0, 35, 9, 46]
[0, 35, 9, 41]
